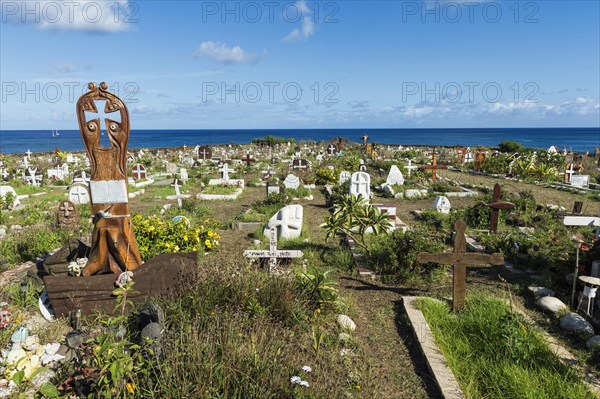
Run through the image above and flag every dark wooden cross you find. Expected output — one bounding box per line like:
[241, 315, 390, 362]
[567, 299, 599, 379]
[419, 151, 448, 181]
[456, 146, 466, 164]
[480, 183, 515, 233]
[241, 153, 256, 167]
[417, 219, 504, 311]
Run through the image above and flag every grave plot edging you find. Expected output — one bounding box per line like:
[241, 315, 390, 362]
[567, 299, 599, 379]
[403, 296, 466, 399]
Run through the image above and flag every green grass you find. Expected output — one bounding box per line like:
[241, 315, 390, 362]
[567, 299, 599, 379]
[201, 184, 242, 195]
[417, 293, 595, 399]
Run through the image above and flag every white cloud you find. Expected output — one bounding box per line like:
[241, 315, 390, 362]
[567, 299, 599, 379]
[283, 1, 316, 43]
[283, 16, 316, 42]
[1, 0, 134, 33]
[195, 41, 257, 64]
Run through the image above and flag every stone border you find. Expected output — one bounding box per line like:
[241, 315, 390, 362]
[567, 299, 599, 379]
[403, 297, 466, 399]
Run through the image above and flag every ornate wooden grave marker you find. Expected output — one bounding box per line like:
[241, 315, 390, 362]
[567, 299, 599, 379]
[480, 183, 515, 233]
[243, 226, 303, 274]
[475, 152, 486, 171]
[417, 219, 504, 311]
[56, 200, 79, 229]
[419, 151, 448, 181]
[76, 82, 142, 276]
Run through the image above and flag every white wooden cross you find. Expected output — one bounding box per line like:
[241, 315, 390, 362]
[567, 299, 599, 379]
[405, 160, 418, 177]
[464, 153, 474, 164]
[26, 168, 39, 186]
[564, 163, 576, 183]
[132, 164, 146, 180]
[563, 209, 600, 239]
[219, 163, 234, 181]
[21, 157, 29, 169]
[243, 226, 303, 273]
[26, 149, 32, 159]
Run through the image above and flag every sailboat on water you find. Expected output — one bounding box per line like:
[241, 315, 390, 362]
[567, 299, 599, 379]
[52, 129, 60, 137]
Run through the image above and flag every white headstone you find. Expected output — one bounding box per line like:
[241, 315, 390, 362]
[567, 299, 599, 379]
[349, 172, 370, 199]
[386, 165, 404, 186]
[180, 168, 189, 183]
[0, 186, 20, 207]
[433, 195, 451, 214]
[68, 183, 90, 205]
[339, 171, 351, 185]
[283, 174, 300, 189]
[264, 204, 303, 239]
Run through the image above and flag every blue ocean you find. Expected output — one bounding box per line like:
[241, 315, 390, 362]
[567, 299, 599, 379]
[0, 128, 599, 155]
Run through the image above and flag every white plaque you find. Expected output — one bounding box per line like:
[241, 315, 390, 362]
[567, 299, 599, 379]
[90, 180, 129, 204]
[571, 175, 590, 188]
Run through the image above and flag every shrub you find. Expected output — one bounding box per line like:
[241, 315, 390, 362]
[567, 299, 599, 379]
[498, 140, 525, 153]
[315, 167, 337, 185]
[132, 214, 220, 261]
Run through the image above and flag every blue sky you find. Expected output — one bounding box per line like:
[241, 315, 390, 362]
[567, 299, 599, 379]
[1, 0, 599, 130]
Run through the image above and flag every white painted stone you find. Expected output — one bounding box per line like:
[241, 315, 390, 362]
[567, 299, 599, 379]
[432, 195, 451, 214]
[0, 186, 20, 207]
[404, 189, 422, 199]
[536, 296, 567, 314]
[560, 312, 594, 336]
[349, 172, 370, 199]
[283, 174, 300, 189]
[386, 165, 404, 186]
[264, 204, 303, 239]
[337, 315, 356, 331]
[339, 171, 351, 185]
[528, 286, 555, 298]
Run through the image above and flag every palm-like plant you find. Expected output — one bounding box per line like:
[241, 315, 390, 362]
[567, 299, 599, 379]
[321, 194, 392, 255]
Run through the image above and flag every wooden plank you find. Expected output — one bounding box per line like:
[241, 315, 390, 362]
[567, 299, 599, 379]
[44, 252, 197, 317]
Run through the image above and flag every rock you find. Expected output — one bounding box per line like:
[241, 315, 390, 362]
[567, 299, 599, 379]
[303, 195, 314, 200]
[560, 313, 595, 336]
[56, 344, 76, 363]
[338, 332, 351, 343]
[138, 303, 165, 330]
[141, 322, 163, 358]
[586, 335, 600, 350]
[29, 369, 55, 389]
[336, 315, 356, 331]
[528, 286, 555, 298]
[536, 296, 567, 314]
[383, 184, 395, 196]
[5, 345, 26, 366]
[404, 189, 422, 199]
[10, 225, 22, 232]
[65, 330, 83, 349]
[394, 193, 404, 199]
[253, 239, 262, 246]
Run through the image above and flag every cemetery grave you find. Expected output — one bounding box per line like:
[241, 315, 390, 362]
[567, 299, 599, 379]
[0, 127, 599, 397]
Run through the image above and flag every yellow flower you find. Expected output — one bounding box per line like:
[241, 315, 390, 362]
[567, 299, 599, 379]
[205, 240, 212, 248]
[126, 383, 135, 393]
[207, 231, 213, 237]
[173, 245, 180, 252]
[183, 235, 188, 241]
[316, 308, 321, 314]
[355, 385, 361, 390]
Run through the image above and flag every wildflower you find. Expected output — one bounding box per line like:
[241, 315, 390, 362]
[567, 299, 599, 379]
[316, 308, 321, 314]
[183, 235, 188, 241]
[355, 385, 361, 390]
[302, 365, 312, 373]
[291, 376, 302, 384]
[205, 239, 212, 248]
[125, 383, 135, 394]
[173, 245, 180, 252]
[207, 230, 213, 237]
[299, 381, 309, 387]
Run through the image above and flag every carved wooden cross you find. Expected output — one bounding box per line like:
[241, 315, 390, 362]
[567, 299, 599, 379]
[76, 82, 142, 276]
[417, 219, 504, 311]
[480, 183, 515, 233]
[131, 164, 146, 180]
[241, 153, 256, 167]
[419, 151, 448, 181]
[243, 226, 303, 273]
